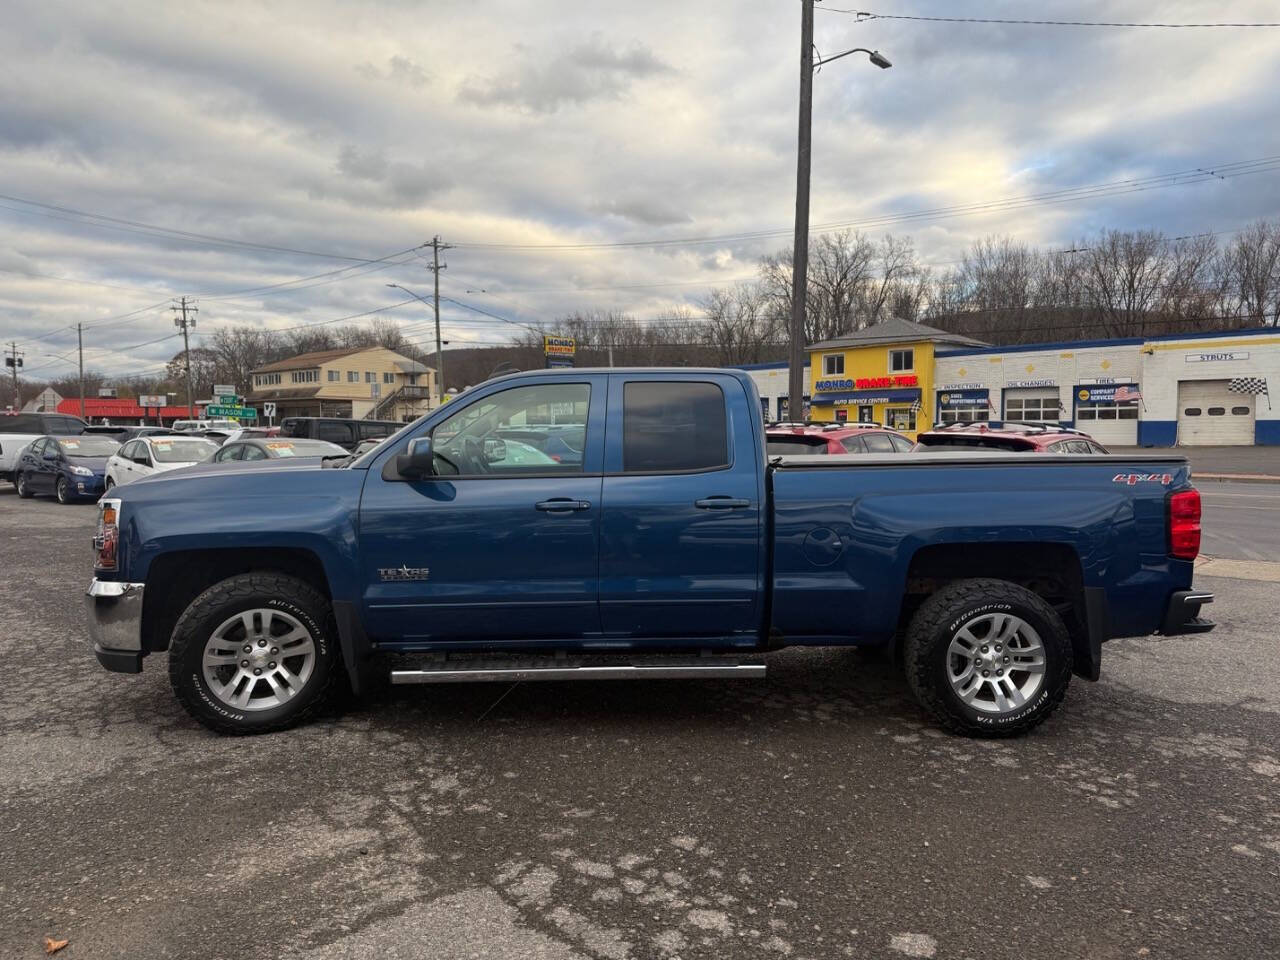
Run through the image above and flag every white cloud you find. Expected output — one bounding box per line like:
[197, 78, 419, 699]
[1, 0, 1279, 378]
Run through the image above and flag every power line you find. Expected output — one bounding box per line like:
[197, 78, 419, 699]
[0, 192, 416, 263]
[825, 9, 1280, 28]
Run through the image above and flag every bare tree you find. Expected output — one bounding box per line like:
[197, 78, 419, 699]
[1217, 219, 1280, 327]
[699, 282, 781, 365]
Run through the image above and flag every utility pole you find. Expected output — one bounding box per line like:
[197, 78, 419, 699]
[172, 297, 198, 417]
[4, 341, 22, 410]
[430, 236, 452, 406]
[77, 323, 85, 419]
[788, 4, 891, 422]
[788, 0, 815, 421]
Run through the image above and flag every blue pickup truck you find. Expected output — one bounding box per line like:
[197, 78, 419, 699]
[85, 368, 1213, 737]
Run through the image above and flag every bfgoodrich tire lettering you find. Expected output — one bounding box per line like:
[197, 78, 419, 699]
[904, 578, 1072, 738]
[168, 573, 341, 735]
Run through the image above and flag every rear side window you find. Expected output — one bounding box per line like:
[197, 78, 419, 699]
[317, 421, 354, 445]
[280, 419, 304, 437]
[4, 414, 40, 433]
[623, 382, 728, 473]
[45, 416, 84, 435]
[862, 433, 896, 453]
[767, 435, 832, 456]
[840, 436, 867, 454]
[888, 434, 913, 453]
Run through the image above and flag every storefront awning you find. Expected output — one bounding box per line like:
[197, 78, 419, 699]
[810, 387, 921, 406]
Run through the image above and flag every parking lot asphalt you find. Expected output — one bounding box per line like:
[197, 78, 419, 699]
[2, 487, 1279, 960]
[1200, 482, 1280, 561]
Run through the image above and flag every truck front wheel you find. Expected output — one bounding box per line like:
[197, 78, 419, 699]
[168, 573, 342, 735]
[903, 578, 1072, 737]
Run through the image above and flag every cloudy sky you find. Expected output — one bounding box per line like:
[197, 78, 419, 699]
[3, 0, 1280, 385]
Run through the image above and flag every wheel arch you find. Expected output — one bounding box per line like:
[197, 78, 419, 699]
[898, 541, 1103, 680]
[141, 548, 333, 655]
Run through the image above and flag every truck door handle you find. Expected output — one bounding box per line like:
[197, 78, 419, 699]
[535, 498, 592, 512]
[695, 497, 751, 509]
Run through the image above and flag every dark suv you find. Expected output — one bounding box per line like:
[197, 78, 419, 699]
[279, 417, 403, 451]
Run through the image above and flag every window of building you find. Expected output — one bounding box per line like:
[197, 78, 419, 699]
[348, 370, 358, 382]
[255, 373, 282, 386]
[327, 370, 339, 382]
[383, 372, 395, 384]
[885, 406, 916, 432]
[889, 348, 914, 372]
[939, 407, 990, 424]
[290, 370, 318, 384]
[623, 381, 728, 473]
[823, 355, 844, 376]
[365, 371, 375, 383]
[1005, 395, 1059, 422]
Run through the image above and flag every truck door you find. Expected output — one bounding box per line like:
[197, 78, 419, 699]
[358, 376, 607, 644]
[599, 375, 764, 645]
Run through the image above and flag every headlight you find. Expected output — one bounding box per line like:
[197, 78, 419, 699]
[94, 498, 121, 571]
[71, 465, 94, 476]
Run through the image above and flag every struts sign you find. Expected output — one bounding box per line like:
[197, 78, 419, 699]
[815, 374, 919, 392]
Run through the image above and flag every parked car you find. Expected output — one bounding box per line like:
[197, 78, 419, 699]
[172, 419, 241, 433]
[15, 434, 119, 503]
[207, 438, 350, 462]
[914, 422, 1110, 454]
[494, 423, 586, 465]
[765, 422, 914, 456]
[86, 368, 1212, 738]
[279, 416, 402, 451]
[83, 425, 178, 444]
[105, 436, 221, 489]
[0, 412, 87, 486]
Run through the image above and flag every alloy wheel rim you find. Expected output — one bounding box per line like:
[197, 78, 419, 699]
[946, 612, 1046, 715]
[57, 478, 67, 502]
[201, 608, 316, 712]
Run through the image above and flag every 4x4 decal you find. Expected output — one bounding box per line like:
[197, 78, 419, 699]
[1112, 472, 1174, 486]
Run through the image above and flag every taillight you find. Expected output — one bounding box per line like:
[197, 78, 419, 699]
[1168, 488, 1201, 560]
[94, 498, 121, 571]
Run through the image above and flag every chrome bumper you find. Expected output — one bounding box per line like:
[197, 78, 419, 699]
[86, 579, 146, 673]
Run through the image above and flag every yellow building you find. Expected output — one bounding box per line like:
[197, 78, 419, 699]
[806, 318, 986, 437]
[248, 346, 437, 421]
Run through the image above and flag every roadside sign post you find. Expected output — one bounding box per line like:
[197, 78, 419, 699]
[263, 402, 276, 425]
[544, 335, 576, 369]
[207, 404, 258, 422]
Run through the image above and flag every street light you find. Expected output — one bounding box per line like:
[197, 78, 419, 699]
[387, 283, 445, 406]
[788, 0, 891, 421]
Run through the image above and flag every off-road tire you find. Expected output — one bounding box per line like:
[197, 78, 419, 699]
[56, 476, 70, 504]
[15, 472, 33, 498]
[169, 573, 342, 735]
[904, 578, 1072, 738]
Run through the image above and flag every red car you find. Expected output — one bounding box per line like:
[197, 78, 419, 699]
[914, 422, 1110, 454]
[765, 422, 915, 456]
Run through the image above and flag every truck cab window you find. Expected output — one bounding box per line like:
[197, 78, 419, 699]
[430, 383, 590, 476]
[623, 381, 728, 473]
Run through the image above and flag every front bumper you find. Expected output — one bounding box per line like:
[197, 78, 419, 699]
[1161, 590, 1215, 635]
[71, 474, 107, 499]
[85, 579, 146, 673]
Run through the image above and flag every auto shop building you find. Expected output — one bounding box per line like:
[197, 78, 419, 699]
[742, 324, 1279, 446]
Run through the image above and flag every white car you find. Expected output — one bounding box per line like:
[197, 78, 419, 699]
[171, 419, 240, 433]
[105, 435, 221, 489]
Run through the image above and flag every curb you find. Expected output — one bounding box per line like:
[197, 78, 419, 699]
[1194, 472, 1280, 485]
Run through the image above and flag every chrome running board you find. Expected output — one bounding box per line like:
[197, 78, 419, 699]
[390, 661, 765, 684]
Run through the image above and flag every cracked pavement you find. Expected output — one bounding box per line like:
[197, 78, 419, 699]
[1, 487, 1278, 959]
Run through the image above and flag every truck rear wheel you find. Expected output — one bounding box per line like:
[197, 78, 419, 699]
[168, 573, 341, 735]
[903, 578, 1072, 737]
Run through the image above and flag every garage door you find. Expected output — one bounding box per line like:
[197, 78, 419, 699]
[1004, 388, 1060, 423]
[1177, 380, 1255, 445]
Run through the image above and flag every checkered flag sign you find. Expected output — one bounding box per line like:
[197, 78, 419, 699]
[909, 397, 922, 412]
[1229, 377, 1271, 410]
[1229, 377, 1268, 396]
